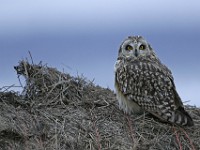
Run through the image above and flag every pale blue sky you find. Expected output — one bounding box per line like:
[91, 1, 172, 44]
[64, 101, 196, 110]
[0, 0, 200, 106]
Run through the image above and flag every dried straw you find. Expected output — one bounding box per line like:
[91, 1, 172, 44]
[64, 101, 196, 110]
[0, 60, 199, 150]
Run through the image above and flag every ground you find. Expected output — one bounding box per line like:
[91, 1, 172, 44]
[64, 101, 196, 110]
[0, 60, 199, 150]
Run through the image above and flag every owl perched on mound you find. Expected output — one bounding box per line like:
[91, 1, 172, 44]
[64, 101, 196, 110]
[114, 36, 194, 126]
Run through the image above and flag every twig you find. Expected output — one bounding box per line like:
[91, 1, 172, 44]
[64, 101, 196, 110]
[90, 110, 101, 150]
[172, 126, 182, 150]
[125, 114, 136, 148]
[1, 84, 16, 92]
[28, 51, 34, 65]
[180, 128, 196, 150]
[17, 74, 24, 88]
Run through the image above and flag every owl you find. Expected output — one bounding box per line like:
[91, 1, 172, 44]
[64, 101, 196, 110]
[114, 36, 194, 126]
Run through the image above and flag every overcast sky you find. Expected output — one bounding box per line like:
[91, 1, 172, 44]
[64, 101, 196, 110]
[0, 0, 200, 106]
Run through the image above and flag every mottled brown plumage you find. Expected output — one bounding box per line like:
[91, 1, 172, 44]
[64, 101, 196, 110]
[114, 36, 194, 126]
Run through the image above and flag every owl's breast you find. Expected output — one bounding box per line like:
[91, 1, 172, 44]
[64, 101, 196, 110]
[116, 59, 167, 96]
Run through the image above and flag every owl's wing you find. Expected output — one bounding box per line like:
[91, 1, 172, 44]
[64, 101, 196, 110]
[167, 71, 194, 126]
[160, 63, 184, 108]
[116, 59, 193, 126]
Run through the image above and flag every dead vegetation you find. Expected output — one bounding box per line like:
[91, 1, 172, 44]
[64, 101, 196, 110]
[0, 60, 200, 150]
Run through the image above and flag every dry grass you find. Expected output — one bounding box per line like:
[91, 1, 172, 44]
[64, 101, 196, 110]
[0, 60, 200, 150]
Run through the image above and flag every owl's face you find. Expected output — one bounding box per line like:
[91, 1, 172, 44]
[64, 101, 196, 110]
[118, 36, 153, 59]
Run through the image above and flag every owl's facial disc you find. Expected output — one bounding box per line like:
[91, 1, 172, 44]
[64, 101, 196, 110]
[122, 43, 147, 58]
[120, 37, 151, 58]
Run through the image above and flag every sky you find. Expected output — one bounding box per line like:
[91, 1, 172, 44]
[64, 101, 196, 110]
[0, 0, 200, 106]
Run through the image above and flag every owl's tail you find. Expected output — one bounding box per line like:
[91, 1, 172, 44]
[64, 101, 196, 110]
[171, 106, 194, 126]
[150, 106, 194, 126]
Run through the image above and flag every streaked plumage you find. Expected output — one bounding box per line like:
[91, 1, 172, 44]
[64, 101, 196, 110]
[114, 36, 194, 126]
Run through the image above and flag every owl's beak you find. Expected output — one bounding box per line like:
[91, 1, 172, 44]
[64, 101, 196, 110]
[135, 49, 139, 57]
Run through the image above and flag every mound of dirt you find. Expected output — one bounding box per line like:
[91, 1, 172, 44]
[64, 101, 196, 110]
[0, 60, 199, 150]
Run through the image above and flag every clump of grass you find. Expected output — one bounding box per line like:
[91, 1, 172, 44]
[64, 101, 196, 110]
[0, 60, 199, 150]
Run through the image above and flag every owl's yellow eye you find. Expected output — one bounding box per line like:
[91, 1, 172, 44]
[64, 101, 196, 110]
[125, 45, 133, 51]
[139, 44, 146, 50]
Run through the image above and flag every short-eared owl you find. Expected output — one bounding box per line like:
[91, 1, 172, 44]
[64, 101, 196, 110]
[114, 36, 193, 126]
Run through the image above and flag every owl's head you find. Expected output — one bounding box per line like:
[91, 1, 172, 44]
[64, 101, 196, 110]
[118, 36, 155, 59]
